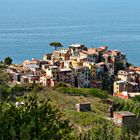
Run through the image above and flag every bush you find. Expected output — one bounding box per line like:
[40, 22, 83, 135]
[132, 96, 140, 102]
[56, 86, 108, 99]
[0, 93, 73, 140]
[86, 88, 108, 99]
[53, 82, 68, 90]
[4, 57, 12, 65]
[56, 87, 85, 96]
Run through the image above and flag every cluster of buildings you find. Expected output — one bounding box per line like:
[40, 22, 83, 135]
[8, 44, 127, 89]
[114, 66, 140, 99]
[7, 44, 140, 129]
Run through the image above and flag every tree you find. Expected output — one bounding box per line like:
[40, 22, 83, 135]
[0, 69, 12, 85]
[102, 74, 114, 94]
[85, 120, 133, 140]
[4, 57, 12, 65]
[49, 42, 63, 51]
[126, 62, 133, 68]
[132, 96, 140, 102]
[0, 93, 73, 140]
[98, 52, 105, 63]
[114, 61, 125, 75]
[117, 62, 125, 71]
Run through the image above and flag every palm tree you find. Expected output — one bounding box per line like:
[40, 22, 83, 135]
[49, 42, 63, 51]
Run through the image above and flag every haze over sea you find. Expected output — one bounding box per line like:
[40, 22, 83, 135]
[0, 0, 140, 65]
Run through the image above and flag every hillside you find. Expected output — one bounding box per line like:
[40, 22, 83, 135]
[39, 86, 140, 139]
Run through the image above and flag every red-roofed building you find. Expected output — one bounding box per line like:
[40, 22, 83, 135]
[113, 111, 136, 127]
[79, 49, 99, 62]
[114, 92, 129, 99]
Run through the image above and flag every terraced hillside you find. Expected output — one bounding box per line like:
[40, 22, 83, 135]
[40, 87, 138, 139]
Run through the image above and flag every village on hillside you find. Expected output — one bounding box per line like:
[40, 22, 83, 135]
[7, 43, 140, 100]
[2, 43, 140, 132]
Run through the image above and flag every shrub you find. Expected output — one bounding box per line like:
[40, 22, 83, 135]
[56, 86, 108, 99]
[86, 88, 108, 99]
[4, 57, 12, 65]
[0, 93, 73, 139]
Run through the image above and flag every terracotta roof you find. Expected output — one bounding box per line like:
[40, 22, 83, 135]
[129, 66, 140, 72]
[80, 50, 97, 55]
[114, 92, 129, 99]
[88, 48, 98, 54]
[134, 67, 140, 71]
[97, 46, 108, 51]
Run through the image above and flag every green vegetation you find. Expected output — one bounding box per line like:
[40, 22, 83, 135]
[0, 93, 73, 140]
[117, 62, 125, 71]
[132, 95, 140, 102]
[1, 81, 140, 139]
[4, 57, 13, 65]
[0, 68, 11, 85]
[49, 42, 63, 51]
[98, 52, 105, 62]
[113, 97, 140, 118]
[114, 61, 125, 75]
[102, 74, 114, 94]
[126, 62, 133, 68]
[55, 86, 108, 99]
[42, 86, 140, 139]
[0, 66, 140, 139]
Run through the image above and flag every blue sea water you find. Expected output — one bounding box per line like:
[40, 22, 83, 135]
[0, 0, 140, 65]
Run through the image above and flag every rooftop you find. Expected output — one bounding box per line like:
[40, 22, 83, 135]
[98, 46, 108, 50]
[114, 111, 136, 117]
[60, 68, 72, 72]
[128, 82, 138, 86]
[115, 80, 126, 84]
[80, 50, 97, 55]
[69, 44, 85, 48]
[49, 65, 58, 69]
[26, 64, 40, 69]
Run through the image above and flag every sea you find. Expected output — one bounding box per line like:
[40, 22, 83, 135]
[0, 0, 140, 65]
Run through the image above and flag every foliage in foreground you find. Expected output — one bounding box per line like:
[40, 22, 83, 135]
[0, 93, 73, 140]
[79, 122, 135, 140]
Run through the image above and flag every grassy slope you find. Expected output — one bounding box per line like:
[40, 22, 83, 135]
[40, 89, 112, 133]
[22, 86, 140, 139]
